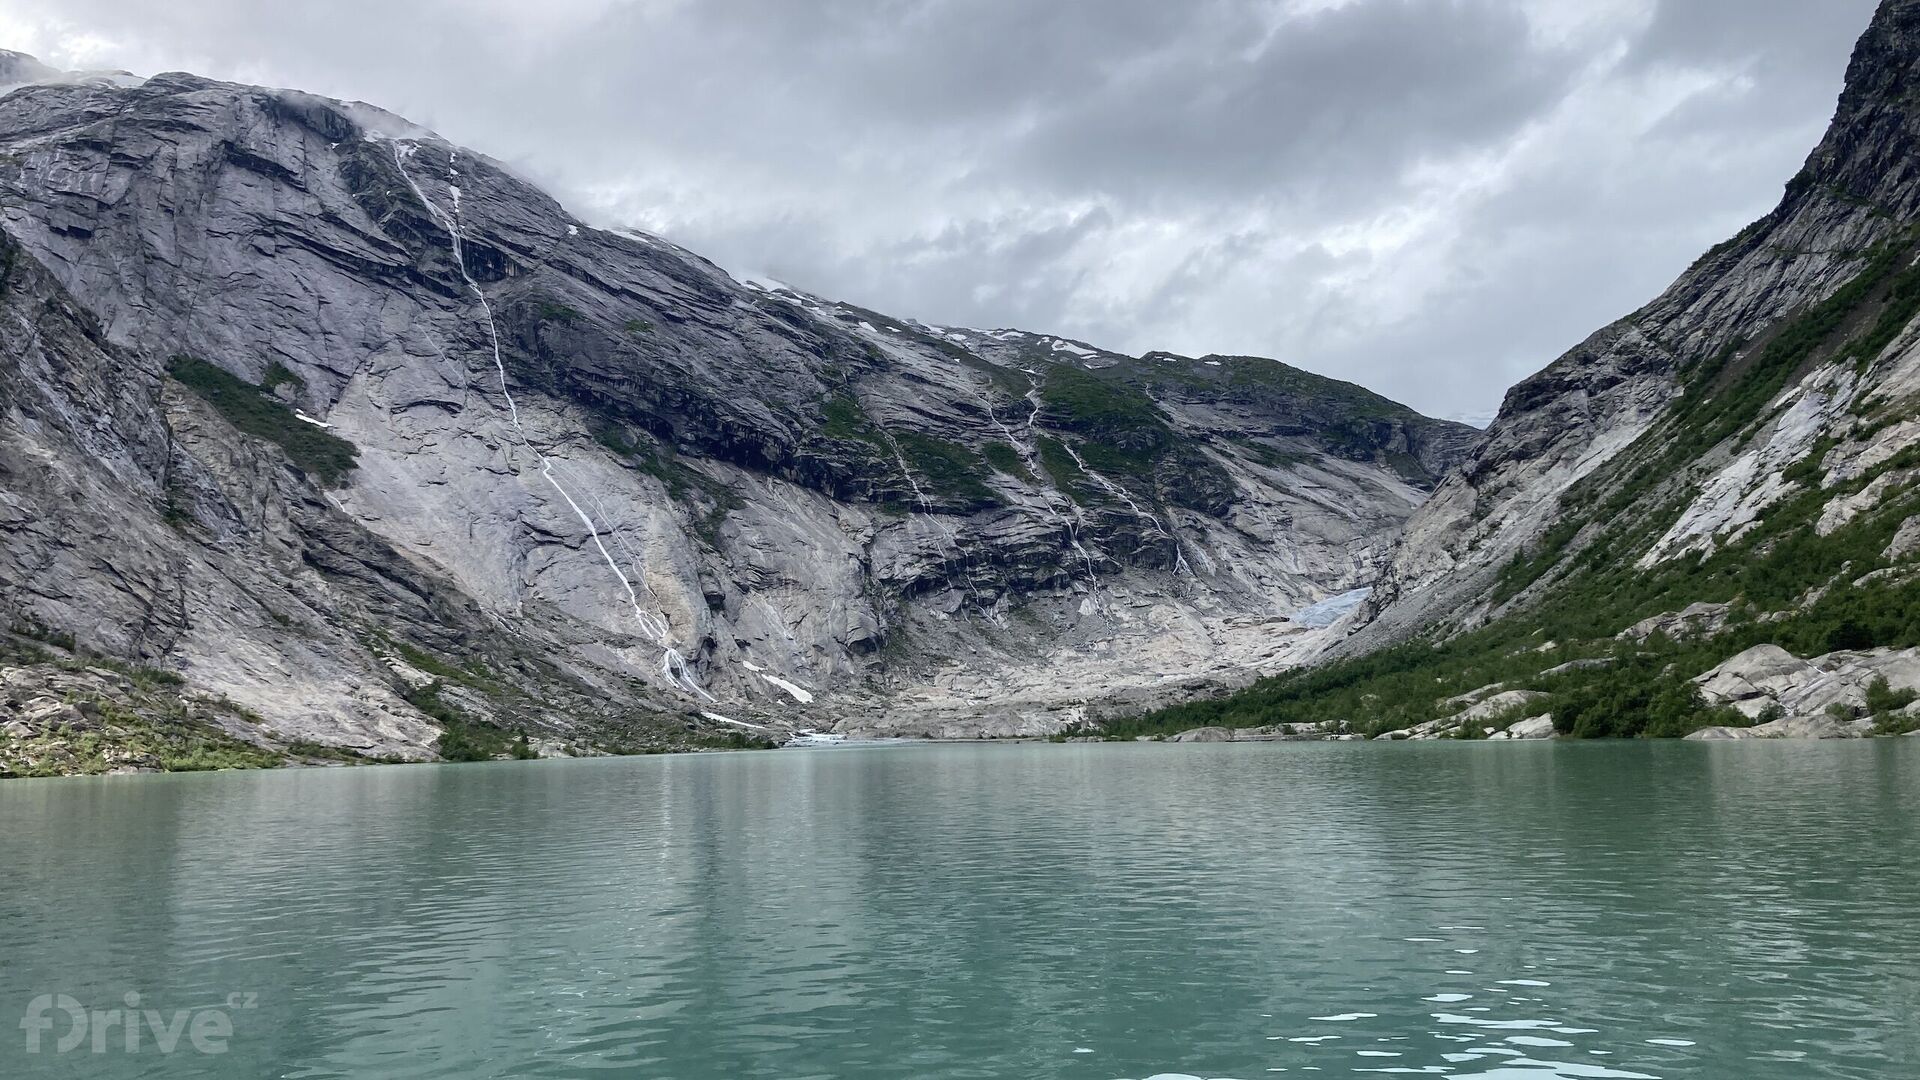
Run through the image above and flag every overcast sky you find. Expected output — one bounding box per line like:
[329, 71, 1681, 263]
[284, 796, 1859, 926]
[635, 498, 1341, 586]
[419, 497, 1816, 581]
[0, 0, 1880, 423]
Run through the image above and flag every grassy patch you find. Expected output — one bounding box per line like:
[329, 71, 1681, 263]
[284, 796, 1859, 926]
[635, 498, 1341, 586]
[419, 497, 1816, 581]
[535, 299, 584, 323]
[9, 619, 75, 652]
[893, 431, 1001, 507]
[283, 740, 395, 764]
[1036, 436, 1105, 507]
[980, 440, 1035, 482]
[1230, 438, 1315, 470]
[1133, 354, 1416, 420]
[390, 640, 501, 694]
[818, 393, 1000, 506]
[403, 680, 536, 762]
[1039, 365, 1173, 478]
[821, 393, 884, 444]
[168, 355, 358, 487]
[259, 361, 305, 394]
[1, 698, 282, 778]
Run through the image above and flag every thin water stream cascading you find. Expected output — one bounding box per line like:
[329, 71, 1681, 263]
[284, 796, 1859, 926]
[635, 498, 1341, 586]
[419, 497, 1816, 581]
[974, 382, 1106, 613]
[870, 418, 987, 614]
[387, 139, 713, 701]
[1023, 375, 1194, 577]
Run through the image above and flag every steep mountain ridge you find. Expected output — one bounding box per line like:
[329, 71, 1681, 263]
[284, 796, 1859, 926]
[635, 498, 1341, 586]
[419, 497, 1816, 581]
[1343, 0, 1920, 649]
[1129, 0, 1920, 742]
[0, 60, 1473, 768]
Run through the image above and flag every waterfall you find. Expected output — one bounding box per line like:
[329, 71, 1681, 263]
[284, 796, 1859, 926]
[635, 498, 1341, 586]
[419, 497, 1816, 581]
[1024, 375, 1194, 577]
[387, 138, 713, 701]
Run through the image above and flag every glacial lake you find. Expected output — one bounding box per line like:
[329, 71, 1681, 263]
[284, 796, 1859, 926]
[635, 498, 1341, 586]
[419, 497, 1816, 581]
[1, 741, 1916, 1079]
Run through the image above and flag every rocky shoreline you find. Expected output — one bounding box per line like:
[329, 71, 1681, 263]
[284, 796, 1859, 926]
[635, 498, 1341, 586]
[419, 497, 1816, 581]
[1145, 640, 1920, 745]
[10, 637, 1918, 780]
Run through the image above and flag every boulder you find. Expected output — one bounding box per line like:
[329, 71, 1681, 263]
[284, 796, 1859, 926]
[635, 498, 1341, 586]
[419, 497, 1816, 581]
[18, 698, 91, 733]
[1685, 714, 1870, 740]
[1617, 602, 1733, 643]
[1403, 689, 1550, 740]
[1693, 645, 1822, 718]
[1538, 658, 1613, 677]
[1169, 726, 1233, 743]
[1458, 690, 1550, 725]
[1694, 644, 1920, 722]
[1438, 683, 1507, 711]
[1887, 515, 1920, 561]
[1684, 726, 1751, 741]
[1508, 715, 1557, 740]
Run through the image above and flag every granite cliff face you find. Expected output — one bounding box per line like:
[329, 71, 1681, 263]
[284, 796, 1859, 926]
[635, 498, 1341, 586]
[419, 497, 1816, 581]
[0, 60, 1474, 765]
[1335, 0, 1920, 655]
[1118, 0, 1920, 745]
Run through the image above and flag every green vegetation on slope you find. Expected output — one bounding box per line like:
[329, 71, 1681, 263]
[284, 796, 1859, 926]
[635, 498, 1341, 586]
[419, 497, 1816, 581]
[408, 679, 538, 762]
[589, 419, 743, 545]
[1128, 226, 1920, 741]
[0, 634, 283, 777]
[1494, 227, 1920, 606]
[893, 430, 1001, 508]
[1034, 363, 1239, 513]
[818, 392, 1002, 508]
[1119, 353, 1447, 479]
[821, 392, 880, 443]
[1131, 353, 1418, 421]
[979, 439, 1036, 482]
[1035, 435, 1106, 508]
[1038, 364, 1174, 479]
[168, 355, 359, 486]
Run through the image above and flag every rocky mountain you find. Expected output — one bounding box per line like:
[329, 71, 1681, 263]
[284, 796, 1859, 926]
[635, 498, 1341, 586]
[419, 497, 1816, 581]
[0, 57, 1475, 771]
[1130, 0, 1920, 742]
[1341, 0, 1920, 650]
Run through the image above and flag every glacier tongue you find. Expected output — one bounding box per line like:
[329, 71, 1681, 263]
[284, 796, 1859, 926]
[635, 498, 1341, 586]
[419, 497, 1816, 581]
[1291, 588, 1374, 629]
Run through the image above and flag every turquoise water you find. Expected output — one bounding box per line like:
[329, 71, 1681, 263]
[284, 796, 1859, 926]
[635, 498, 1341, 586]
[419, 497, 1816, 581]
[1, 741, 1916, 1078]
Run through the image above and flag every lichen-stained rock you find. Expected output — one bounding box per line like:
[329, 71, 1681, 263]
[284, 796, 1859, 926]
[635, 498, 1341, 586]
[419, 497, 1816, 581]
[0, 58, 1475, 759]
[1685, 715, 1874, 740]
[1885, 515, 1920, 560]
[1691, 644, 1920, 727]
[1693, 646, 1823, 717]
[1507, 715, 1557, 740]
[1616, 603, 1735, 644]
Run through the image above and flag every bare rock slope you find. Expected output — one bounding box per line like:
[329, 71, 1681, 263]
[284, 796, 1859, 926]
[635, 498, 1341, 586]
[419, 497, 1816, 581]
[0, 62, 1474, 761]
[1134, 0, 1920, 745]
[1337, 0, 1920, 655]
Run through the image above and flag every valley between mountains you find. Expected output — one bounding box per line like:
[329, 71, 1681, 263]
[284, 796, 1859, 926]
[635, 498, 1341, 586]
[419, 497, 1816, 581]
[6, 0, 1920, 775]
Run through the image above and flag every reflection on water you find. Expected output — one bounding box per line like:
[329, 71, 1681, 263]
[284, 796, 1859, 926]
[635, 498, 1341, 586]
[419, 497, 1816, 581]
[0, 740, 1916, 1079]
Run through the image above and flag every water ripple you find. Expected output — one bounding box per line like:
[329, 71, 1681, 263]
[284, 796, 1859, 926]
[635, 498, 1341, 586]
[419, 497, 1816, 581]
[1, 740, 1916, 1078]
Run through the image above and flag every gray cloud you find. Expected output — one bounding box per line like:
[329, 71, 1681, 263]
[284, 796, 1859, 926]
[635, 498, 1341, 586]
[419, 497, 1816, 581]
[0, 0, 1881, 422]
